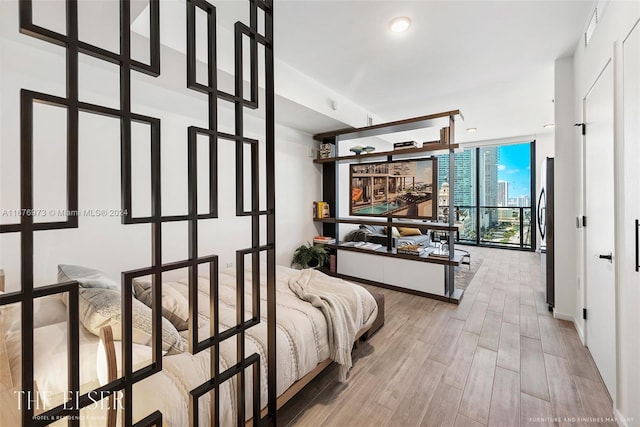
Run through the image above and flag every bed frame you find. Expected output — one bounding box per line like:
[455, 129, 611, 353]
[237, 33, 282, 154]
[95, 325, 371, 427]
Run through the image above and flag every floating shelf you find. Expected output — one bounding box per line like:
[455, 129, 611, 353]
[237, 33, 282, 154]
[322, 242, 464, 266]
[313, 217, 460, 232]
[313, 141, 459, 164]
[313, 109, 463, 142]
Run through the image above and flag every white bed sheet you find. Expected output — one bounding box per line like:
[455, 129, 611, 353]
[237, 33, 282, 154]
[3, 265, 378, 426]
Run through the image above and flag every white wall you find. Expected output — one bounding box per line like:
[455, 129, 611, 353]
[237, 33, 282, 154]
[128, 0, 382, 132]
[0, 22, 320, 291]
[553, 56, 580, 325]
[560, 1, 640, 425]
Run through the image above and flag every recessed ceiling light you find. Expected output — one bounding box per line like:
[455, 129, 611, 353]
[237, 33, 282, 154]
[389, 17, 411, 33]
[544, 123, 555, 128]
[466, 128, 477, 133]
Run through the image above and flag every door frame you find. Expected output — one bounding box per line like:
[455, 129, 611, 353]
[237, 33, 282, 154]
[580, 57, 618, 403]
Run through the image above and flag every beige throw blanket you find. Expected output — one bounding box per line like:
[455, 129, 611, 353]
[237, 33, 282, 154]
[288, 269, 365, 381]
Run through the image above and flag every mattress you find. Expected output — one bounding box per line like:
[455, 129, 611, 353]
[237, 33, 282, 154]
[2, 265, 378, 426]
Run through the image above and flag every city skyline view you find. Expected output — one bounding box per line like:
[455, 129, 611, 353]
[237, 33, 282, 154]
[436, 141, 534, 249]
[497, 143, 532, 204]
[437, 142, 532, 208]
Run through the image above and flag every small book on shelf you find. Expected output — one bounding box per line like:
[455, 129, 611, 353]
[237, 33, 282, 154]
[360, 243, 382, 250]
[397, 247, 423, 256]
[393, 141, 422, 150]
[313, 236, 336, 245]
[313, 201, 330, 219]
[440, 127, 450, 145]
[397, 243, 429, 256]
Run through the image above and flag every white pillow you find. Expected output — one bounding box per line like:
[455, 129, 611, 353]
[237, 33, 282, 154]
[96, 340, 165, 386]
[5, 321, 163, 410]
[133, 278, 190, 331]
[5, 321, 101, 408]
[133, 278, 208, 329]
[1, 296, 68, 335]
[57, 265, 119, 291]
[75, 288, 186, 354]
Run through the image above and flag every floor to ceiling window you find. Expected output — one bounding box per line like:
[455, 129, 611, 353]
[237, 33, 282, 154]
[437, 141, 535, 250]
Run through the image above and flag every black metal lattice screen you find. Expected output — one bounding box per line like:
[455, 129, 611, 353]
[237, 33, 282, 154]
[0, 0, 276, 425]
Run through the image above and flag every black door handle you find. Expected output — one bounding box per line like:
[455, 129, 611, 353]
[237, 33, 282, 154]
[635, 219, 639, 272]
[599, 253, 613, 262]
[537, 189, 546, 239]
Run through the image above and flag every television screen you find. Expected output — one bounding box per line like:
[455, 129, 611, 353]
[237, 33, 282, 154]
[349, 158, 438, 219]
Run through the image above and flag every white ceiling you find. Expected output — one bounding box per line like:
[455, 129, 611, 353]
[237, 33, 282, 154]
[274, 1, 590, 113]
[210, 0, 595, 141]
[4, 0, 596, 141]
[272, 0, 595, 142]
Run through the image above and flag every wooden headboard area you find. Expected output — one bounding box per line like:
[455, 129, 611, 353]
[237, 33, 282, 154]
[0, 269, 4, 292]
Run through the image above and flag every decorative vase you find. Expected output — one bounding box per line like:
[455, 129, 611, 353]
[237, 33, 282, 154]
[349, 146, 364, 155]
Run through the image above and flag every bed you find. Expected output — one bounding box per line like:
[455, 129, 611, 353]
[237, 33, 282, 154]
[0, 264, 379, 426]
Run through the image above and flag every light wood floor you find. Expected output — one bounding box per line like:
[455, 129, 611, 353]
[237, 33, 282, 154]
[278, 247, 615, 427]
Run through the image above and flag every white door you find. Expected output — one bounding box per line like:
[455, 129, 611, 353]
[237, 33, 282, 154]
[583, 60, 616, 400]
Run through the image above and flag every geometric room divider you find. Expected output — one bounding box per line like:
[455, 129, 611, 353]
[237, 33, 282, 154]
[0, 0, 276, 425]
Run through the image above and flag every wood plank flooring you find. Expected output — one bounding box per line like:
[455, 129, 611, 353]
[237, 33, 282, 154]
[278, 247, 616, 426]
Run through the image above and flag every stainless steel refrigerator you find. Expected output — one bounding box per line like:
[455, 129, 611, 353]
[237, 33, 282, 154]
[538, 157, 554, 311]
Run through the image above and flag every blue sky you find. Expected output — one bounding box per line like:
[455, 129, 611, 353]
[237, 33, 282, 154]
[497, 143, 531, 198]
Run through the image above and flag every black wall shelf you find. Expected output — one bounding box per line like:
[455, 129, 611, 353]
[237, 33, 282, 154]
[313, 109, 463, 142]
[313, 109, 463, 302]
[313, 217, 459, 232]
[313, 141, 459, 164]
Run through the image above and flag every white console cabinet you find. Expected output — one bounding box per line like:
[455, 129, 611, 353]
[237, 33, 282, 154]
[337, 249, 446, 297]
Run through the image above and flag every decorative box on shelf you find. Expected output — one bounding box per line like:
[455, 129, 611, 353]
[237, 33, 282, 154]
[318, 143, 335, 159]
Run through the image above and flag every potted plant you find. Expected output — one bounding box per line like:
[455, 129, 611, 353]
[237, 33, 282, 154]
[291, 243, 329, 269]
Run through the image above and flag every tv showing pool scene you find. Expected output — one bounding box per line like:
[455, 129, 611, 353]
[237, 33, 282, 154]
[349, 158, 438, 219]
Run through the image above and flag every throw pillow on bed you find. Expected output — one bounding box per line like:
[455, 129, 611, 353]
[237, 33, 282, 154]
[74, 288, 186, 354]
[57, 264, 120, 291]
[132, 278, 190, 331]
[132, 278, 209, 330]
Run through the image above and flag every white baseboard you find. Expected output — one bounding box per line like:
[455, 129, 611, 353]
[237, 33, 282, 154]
[552, 311, 574, 322]
[573, 319, 585, 344]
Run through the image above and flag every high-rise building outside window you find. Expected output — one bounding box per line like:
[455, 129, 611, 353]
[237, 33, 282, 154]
[437, 141, 534, 250]
[498, 181, 509, 207]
